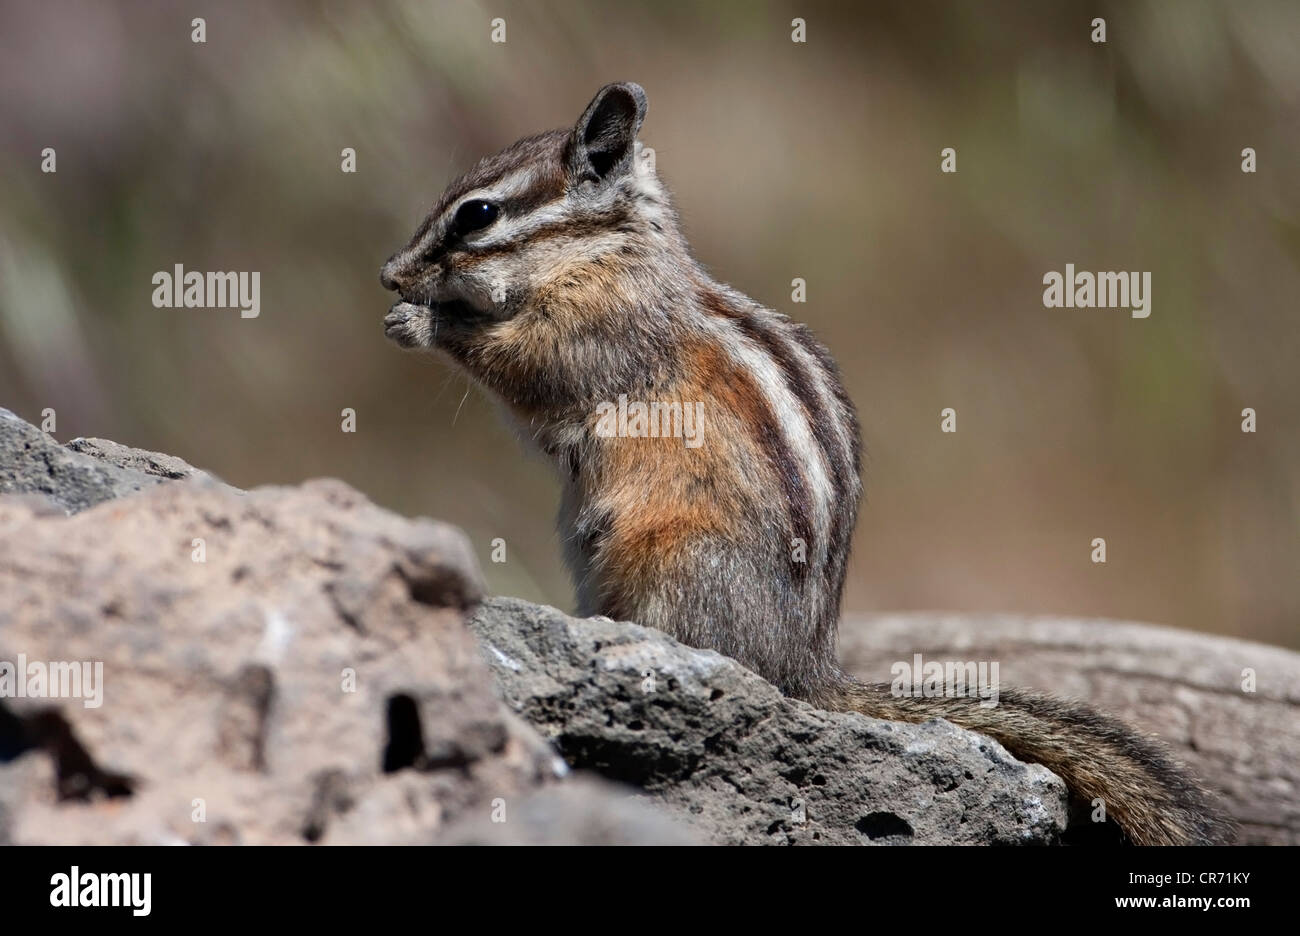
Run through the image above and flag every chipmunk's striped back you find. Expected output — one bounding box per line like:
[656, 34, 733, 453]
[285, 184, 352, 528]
[568, 278, 863, 700]
[382, 82, 1231, 844]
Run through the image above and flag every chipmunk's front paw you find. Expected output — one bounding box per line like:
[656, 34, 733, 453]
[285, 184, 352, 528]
[384, 302, 434, 349]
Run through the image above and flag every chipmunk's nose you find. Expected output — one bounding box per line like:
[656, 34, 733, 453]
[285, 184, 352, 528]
[379, 259, 405, 292]
[382, 251, 423, 292]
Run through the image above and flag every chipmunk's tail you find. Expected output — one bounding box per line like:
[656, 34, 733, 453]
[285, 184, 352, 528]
[820, 679, 1234, 845]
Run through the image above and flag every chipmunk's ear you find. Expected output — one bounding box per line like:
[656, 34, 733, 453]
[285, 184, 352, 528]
[568, 82, 647, 181]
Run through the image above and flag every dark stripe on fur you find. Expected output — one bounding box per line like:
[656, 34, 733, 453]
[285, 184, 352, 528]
[692, 337, 814, 584]
[700, 290, 849, 588]
[468, 206, 634, 262]
[787, 322, 862, 613]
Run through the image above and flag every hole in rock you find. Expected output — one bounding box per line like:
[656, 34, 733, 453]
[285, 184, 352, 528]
[0, 703, 135, 800]
[855, 812, 914, 840]
[382, 694, 426, 773]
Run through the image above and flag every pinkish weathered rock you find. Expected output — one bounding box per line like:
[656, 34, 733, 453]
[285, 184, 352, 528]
[0, 477, 563, 844]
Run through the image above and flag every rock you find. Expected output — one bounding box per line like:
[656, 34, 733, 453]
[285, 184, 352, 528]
[837, 613, 1300, 845]
[8, 407, 1287, 846]
[0, 459, 1069, 848]
[0, 477, 552, 844]
[468, 598, 1069, 845]
[0, 408, 718, 847]
[0, 407, 226, 514]
[64, 436, 212, 483]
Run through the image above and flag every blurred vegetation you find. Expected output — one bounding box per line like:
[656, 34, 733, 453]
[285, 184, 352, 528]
[0, 0, 1296, 647]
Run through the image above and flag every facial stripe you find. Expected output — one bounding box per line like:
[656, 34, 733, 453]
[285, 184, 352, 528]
[467, 205, 634, 261]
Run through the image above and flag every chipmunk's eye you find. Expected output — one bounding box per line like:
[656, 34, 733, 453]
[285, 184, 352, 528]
[453, 199, 499, 236]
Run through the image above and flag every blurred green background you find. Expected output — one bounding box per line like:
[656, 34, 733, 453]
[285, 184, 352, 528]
[1, 0, 1296, 648]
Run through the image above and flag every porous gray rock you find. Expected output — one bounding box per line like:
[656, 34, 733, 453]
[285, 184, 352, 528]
[468, 598, 1070, 845]
[0, 407, 224, 514]
[64, 435, 213, 483]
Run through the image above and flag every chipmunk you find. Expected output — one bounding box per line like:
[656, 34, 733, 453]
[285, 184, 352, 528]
[380, 82, 1231, 846]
